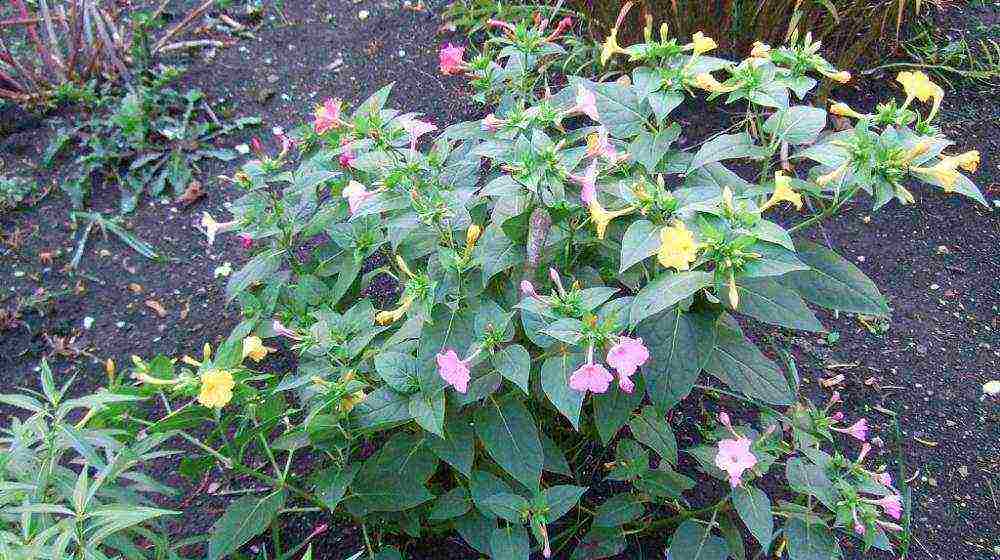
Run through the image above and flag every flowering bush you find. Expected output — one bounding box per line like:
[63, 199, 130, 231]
[152, 11, 983, 560]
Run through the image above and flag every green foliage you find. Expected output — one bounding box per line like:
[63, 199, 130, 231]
[0, 174, 39, 211]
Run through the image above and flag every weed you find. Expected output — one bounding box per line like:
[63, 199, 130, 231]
[69, 210, 170, 269]
[0, 173, 38, 210]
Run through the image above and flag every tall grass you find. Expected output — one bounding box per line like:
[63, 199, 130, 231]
[571, 0, 929, 66]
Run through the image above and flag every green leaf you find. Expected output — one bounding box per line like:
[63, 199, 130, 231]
[226, 248, 282, 301]
[629, 271, 713, 325]
[482, 492, 528, 523]
[455, 511, 494, 554]
[351, 386, 412, 432]
[628, 406, 677, 465]
[594, 376, 644, 444]
[470, 470, 515, 520]
[540, 434, 573, 476]
[427, 410, 475, 476]
[477, 225, 524, 285]
[668, 519, 728, 560]
[762, 106, 826, 145]
[475, 397, 544, 491]
[619, 220, 661, 273]
[409, 391, 445, 437]
[593, 494, 645, 527]
[704, 324, 794, 405]
[208, 490, 287, 560]
[782, 239, 889, 316]
[629, 124, 681, 172]
[688, 133, 766, 171]
[731, 278, 824, 332]
[428, 487, 471, 521]
[635, 465, 695, 499]
[786, 458, 838, 509]
[541, 353, 585, 429]
[636, 308, 717, 412]
[374, 547, 403, 560]
[312, 465, 358, 511]
[490, 525, 530, 560]
[374, 352, 421, 394]
[785, 518, 841, 560]
[543, 485, 586, 522]
[741, 242, 807, 278]
[493, 345, 531, 395]
[732, 485, 773, 549]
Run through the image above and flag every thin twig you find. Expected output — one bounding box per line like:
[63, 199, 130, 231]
[156, 39, 227, 53]
[152, 0, 214, 53]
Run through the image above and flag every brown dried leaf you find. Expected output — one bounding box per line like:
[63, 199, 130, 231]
[145, 299, 168, 317]
[128, 283, 143, 293]
[176, 180, 206, 206]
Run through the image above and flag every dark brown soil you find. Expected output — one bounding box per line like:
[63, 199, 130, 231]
[1, 1, 997, 559]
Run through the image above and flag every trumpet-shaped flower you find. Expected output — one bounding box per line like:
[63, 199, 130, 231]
[866, 495, 903, 520]
[693, 72, 738, 94]
[687, 32, 717, 55]
[436, 349, 471, 393]
[200, 212, 238, 246]
[198, 369, 235, 409]
[816, 162, 849, 187]
[438, 43, 466, 75]
[313, 98, 343, 134]
[585, 126, 619, 161]
[569, 361, 614, 394]
[750, 41, 771, 58]
[940, 150, 980, 173]
[896, 71, 944, 120]
[481, 113, 505, 132]
[342, 181, 376, 215]
[657, 222, 699, 270]
[570, 159, 599, 205]
[833, 417, 869, 442]
[272, 319, 302, 340]
[760, 171, 803, 211]
[399, 116, 438, 151]
[572, 85, 600, 122]
[242, 336, 275, 363]
[376, 294, 415, 325]
[587, 200, 634, 240]
[819, 68, 851, 83]
[606, 336, 649, 392]
[829, 101, 867, 120]
[911, 162, 960, 190]
[715, 437, 758, 487]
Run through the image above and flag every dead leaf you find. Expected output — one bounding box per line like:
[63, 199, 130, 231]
[180, 301, 191, 320]
[39, 251, 54, 265]
[145, 299, 168, 317]
[129, 283, 144, 293]
[176, 180, 206, 206]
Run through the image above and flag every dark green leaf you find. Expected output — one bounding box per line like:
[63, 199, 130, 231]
[475, 397, 544, 490]
[732, 485, 773, 549]
[782, 240, 889, 316]
[628, 406, 678, 465]
[704, 325, 794, 405]
[208, 490, 287, 560]
[636, 308, 717, 412]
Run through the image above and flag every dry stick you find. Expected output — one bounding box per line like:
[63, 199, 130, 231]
[152, 0, 214, 53]
[10, 0, 61, 82]
[0, 16, 66, 26]
[150, 0, 172, 21]
[218, 13, 246, 31]
[157, 39, 227, 53]
[63, 4, 83, 80]
[89, 2, 133, 92]
[0, 34, 44, 90]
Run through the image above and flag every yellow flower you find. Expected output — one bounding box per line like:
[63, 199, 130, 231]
[395, 255, 414, 279]
[815, 163, 849, 187]
[588, 201, 634, 240]
[656, 222, 699, 270]
[692, 72, 737, 93]
[896, 71, 944, 120]
[903, 140, 932, 162]
[911, 163, 959, 190]
[819, 69, 851, 84]
[376, 294, 415, 325]
[689, 32, 717, 55]
[727, 274, 740, 309]
[600, 28, 627, 67]
[941, 150, 980, 173]
[242, 336, 275, 363]
[750, 41, 771, 59]
[465, 224, 482, 252]
[760, 171, 803, 211]
[198, 369, 235, 409]
[829, 101, 867, 120]
[339, 390, 366, 413]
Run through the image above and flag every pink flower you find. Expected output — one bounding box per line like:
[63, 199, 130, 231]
[833, 418, 869, 442]
[714, 438, 758, 487]
[572, 85, 600, 122]
[250, 136, 265, 156]
[570, 159, 599, 205]
[339, 139, 356, 168]
[238, 233, 253, 250]
[569, 362, 613, 394]
[829, 390, 842, 404]
[606, 336, 649, 392]
[487, 18, 516, 33]
[830, 411, 845, 422]
[868, 495, 903, 520]
[875, 472, 893, 487]
[481, 113, 505, 132]
[436, 349, 471, 393]
[546, 16, 573, 41]
[439, 43, 466, 75]
[520, 280, 538, 298]
[342, 181, 376, 215]
[272, 319, 301, 340]
[718, 411, 732, 429]
[854, 521, 866, 536]
[585, 126, 619, 161]
[400, 117, 438, 151]
[313, 98, 343, 134]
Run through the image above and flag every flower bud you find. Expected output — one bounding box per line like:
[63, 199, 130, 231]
[465, 224, 482, 251]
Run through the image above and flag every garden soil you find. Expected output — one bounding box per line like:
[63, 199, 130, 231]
[1, 1, 997, 559]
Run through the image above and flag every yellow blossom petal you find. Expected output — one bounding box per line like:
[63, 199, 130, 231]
[656, 222, 699, 270]
[198, 369, 235, 409]
[242, 336, 274, 363]
[339, 390, 366, 413]
[750, 41, 771, 58]
[941, 150, 980, 173]
[903, 140, 932, 162]
[588, 201, 634, 240]
[896, 70, 937, 103]
[376, 294, 415, 325]
[912, 164, 959, 190]
[760, 171, 803, 212]
[829, 101, 866, 119]
[728, 275, 740, 309]
[816, 163, 849, 187]
[689, 32, 717, 55]
[600, 29, 627, 67]
[465, 224, 483, 251]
